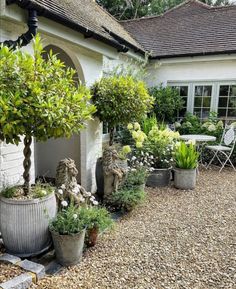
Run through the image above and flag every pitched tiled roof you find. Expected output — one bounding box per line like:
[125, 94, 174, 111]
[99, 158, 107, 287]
[121, 0, 236, 59]
[10, 0, 144, 54]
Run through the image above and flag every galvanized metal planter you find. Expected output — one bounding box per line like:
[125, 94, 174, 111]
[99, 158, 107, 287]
[174, 168, 197, 190]
[51, 229, 86, 266]
[146, 168, 171, 187]
[0, 193, 57, 257]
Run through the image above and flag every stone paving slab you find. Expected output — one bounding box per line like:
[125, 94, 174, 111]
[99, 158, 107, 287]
[17, 260, 45, 280]
[0, 273, 32, 289]
[0, 254, 21, 265]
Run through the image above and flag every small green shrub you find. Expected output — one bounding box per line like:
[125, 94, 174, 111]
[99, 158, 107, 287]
[125, 167, 148, 186]
[1, 186, 17, 198]
[111, 187, 146, 212]
[141, 114, 158, 135]
[33, 183, 54, 199]
[174, 142, 199, 169]
[78, 206, 113, 232]
[50, 205, 85, 235]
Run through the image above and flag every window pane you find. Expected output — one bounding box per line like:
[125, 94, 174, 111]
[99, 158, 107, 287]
[228, 97, 236, 108]
[219, 85, 229, 96]
[180, 86, 188, 97]
[202, 108, 210, 118]
[218, 108, 227, 118]
[194, 97, 202, 107]
[182, 97, 188, 107]
[202, 97, 211, 107]
[195, 86, 203, 96]
[230, 85, 236, 96]
[203, 86, 212, 96]
[228, 109, 236, 118]
[194, 108, 201, 118]
[218, 97, 228, 108]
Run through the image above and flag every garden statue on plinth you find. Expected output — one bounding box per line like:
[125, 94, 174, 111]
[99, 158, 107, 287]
[102, 147, 126, 201]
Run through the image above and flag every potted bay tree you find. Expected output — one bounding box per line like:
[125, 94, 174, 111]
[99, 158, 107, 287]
[0, 35, 96, 256]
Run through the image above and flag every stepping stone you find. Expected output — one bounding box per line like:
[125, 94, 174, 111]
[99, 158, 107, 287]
[0, 273, 32, 289]
[0, 254, 21, 265]
[17, 260, 45, 280]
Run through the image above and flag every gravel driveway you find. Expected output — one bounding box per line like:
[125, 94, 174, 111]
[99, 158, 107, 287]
[36, 168, 236, 289]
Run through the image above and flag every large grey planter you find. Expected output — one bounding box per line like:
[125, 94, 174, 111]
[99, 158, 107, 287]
[0, 193, 57, 257]
[146, 168, 171, 187]
[174, 168, 197, 190]
[51, 229, 86, 266]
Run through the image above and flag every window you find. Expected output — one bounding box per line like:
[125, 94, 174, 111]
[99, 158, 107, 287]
[171, 85, 188, 118]
[218, 85, 236, 121]
[194, 85, 212, 119]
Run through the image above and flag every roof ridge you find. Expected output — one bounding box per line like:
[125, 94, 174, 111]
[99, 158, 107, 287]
[120, 0, 211, 23]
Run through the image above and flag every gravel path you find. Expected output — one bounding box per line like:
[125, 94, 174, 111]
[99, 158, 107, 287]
[36, 168, 236, 289]
[0, 263, 25, 283]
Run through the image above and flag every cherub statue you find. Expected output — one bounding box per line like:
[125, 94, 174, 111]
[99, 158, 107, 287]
[102, 147, 126, 200]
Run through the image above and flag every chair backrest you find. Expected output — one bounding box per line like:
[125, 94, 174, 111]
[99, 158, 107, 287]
[223, 127, 236, 147]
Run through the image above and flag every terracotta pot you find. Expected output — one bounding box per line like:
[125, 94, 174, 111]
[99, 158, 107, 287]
[87, 226, 99, 247]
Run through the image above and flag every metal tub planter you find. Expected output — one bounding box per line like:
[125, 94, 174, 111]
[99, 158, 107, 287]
[0, 193, 57, 257]
[174, 168, 197, 190]
[146, 168, 171, 187]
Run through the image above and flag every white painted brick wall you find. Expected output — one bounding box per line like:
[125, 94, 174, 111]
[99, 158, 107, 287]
[0, 140, 35, 190]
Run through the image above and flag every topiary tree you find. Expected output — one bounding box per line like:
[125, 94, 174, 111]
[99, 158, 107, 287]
[91, 76, 153, 145]
[0, 35, 96, 194]
[150, 85, 184, 123]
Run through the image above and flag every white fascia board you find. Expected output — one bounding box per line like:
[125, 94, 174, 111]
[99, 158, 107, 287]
[2, 3, 134, 60]
[149, 54, 236, 66]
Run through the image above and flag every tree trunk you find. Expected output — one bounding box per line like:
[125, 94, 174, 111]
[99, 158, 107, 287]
[23, 136, 32, 195]
[109, 127, 115, 146]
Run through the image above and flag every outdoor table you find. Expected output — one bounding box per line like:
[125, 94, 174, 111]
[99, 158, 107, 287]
[179, 134, 216, 166]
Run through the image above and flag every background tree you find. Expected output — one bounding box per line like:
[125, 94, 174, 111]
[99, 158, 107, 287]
[149, 85, 184, 123]
[91, 75, 153, 145]
[97, 0, 232, 20]
[0, 35, 96, 194]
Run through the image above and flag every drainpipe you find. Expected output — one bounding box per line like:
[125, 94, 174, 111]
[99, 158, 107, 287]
[0, 9, 38, 49]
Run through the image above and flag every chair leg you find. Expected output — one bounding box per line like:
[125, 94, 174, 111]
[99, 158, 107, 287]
[206, 150, 218, 169]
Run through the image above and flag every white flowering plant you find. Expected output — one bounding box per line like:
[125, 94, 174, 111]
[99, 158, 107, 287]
[143, 126, 180, 169]
[56, 183, 99, 211]
[49, 204, 85, 235]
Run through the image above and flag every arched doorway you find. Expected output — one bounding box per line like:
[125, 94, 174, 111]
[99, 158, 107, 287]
[35, 45, 83, 183]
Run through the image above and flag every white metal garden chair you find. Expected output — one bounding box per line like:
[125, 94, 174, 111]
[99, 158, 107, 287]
[206, 126, 236, 172]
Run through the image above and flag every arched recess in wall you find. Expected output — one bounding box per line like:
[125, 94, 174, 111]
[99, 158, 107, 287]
[35, 45, 84, 183]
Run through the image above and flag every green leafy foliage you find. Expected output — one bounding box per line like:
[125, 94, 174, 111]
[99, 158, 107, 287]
[97, 0, 232, 20]
[91, 75, 153, 144]
[0, 34, 96, 145]
[1, 186, 17, 198]
[50, 205, 85, 235]
[141, 114, 158, 135]
[78, 207, 113, 231]
[111, 187, 146, 212]
[124, 167, 148, 186]
[150, 85, 184, 123]
[174, 142, 199, 169]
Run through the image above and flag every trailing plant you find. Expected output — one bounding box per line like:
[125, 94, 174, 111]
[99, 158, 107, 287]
[78, 206, 113, 232]
[91, 76, 153, 145]
[149, 85, 184, 123]
[49, 205, 85, 235]
[0, 35, 96, 195]
[174, 142, 199, 169]
[111, 187, 146, 212]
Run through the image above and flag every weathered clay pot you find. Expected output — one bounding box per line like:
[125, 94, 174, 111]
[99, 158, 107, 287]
[146, 168, 171, 187]
[51, 229, 86, 266]
[174, 168, 197, 190]
[87, 226, 99, 247]
[0, 193, 57, 257]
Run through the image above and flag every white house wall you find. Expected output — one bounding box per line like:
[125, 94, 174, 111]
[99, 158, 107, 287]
[0, 3, 118, 191]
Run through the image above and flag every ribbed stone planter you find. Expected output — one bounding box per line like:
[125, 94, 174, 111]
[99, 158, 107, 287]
[174, 168, 197, 190]
[0, 193, 57, 257]
[51, 229, 86, 266]
[146, 168, 171, 187]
